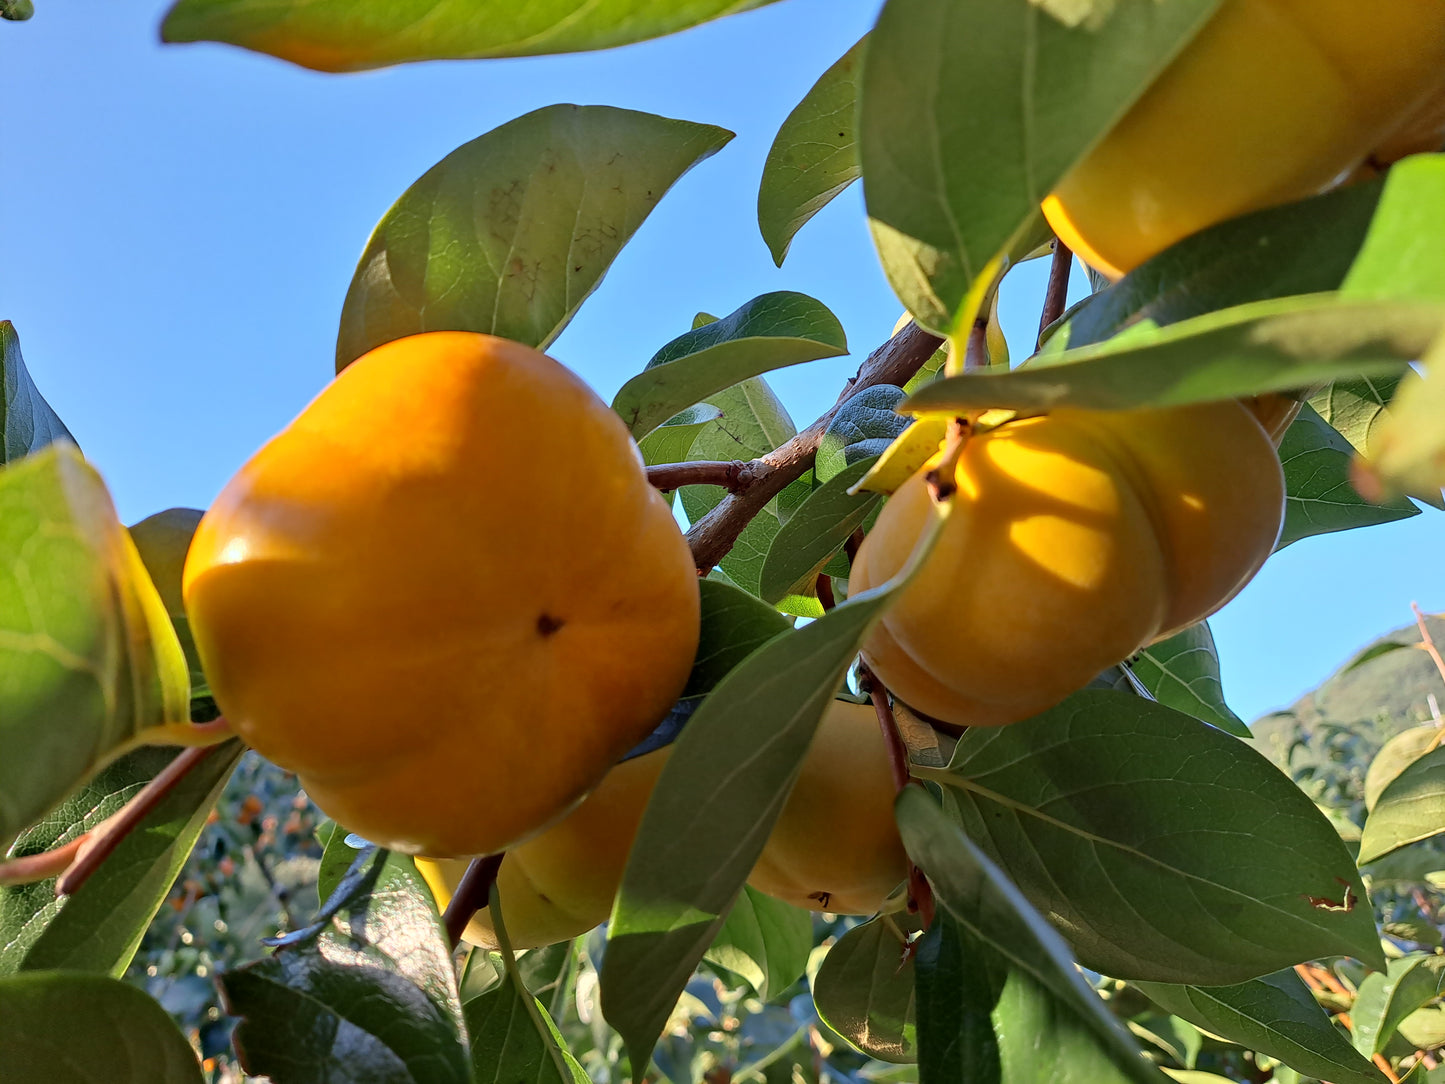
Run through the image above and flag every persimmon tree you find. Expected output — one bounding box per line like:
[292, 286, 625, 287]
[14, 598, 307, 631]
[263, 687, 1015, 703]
[2, 2, 1445, 1084]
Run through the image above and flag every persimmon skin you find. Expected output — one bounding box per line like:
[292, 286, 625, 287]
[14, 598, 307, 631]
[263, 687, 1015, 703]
[183, 332, 700, 857]
[1043, 0, 1445, 278]
[417, 747, 669, 951]
[852, 402, 1283, 727]
[748, 699, 911, 916]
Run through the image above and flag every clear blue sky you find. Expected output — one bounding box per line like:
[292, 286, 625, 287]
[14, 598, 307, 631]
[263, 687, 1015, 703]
[3, 0, 1440, 723]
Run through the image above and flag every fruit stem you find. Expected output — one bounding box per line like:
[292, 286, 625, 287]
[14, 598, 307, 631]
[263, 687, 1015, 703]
[815, 573, 836, 612]
[1036, 236, 1074, 350]
[0, 833, 89, 886]
[685, 321, 942, 572]
[857, 660, 938, 928]
[443, 852, 505, 948]
[646, 460, 753, 493]
[55, 739, 237, 897]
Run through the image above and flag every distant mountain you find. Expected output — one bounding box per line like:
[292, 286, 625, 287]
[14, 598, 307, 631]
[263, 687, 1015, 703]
[1251, 614, 1445, 818]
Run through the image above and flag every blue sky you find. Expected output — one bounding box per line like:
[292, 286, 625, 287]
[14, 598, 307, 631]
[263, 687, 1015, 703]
[3, 0, 1440, 723]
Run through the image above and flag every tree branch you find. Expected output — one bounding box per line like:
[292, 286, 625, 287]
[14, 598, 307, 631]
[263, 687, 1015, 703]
[1036, 237, 1074, 348]
[685, 321, 943, 571]
[444, 852, 505, 948]
[647, 460, 753, 493]
[1413, 602, 1445, 689]
[56, 740, 234, 896]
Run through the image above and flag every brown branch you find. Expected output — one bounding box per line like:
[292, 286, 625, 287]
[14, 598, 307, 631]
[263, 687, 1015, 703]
[0, 834, 88, 886]
[57, 741, 230, 897]
[686, 321, 943, 571]
[647, 460, 752, 493]
[857, 660, 937, 927]
[1036, 238, 1074, 349]
[963, 315, 988, 373]
[444, 852, 505, 948]
[1414, 602, 1445, 688]
[844, 527, 865, 568]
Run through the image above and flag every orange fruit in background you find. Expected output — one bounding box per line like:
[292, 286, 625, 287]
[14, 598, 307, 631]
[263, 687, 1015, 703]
[852, 401, 1284, 728]
[183, 332, 700, 857]
[1043, 0, 1445, 279]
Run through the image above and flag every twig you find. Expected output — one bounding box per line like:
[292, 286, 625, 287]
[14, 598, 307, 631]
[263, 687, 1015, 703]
[57, 742, 231, 896]
[0, 834, 88, 886]
[1036, 238, 1074, 349]
[858, 661, 912, 794]
[1413, 602, 1445, 688]
[443, 853, 505, 948]
[647, 461, 752, 493]
[1374, 1053, 1403, 1083]
[857, 660, 937, 927]
[685, 322, 943, 571]
[844, 527, 865, 568]
[963, 315, 988, 373]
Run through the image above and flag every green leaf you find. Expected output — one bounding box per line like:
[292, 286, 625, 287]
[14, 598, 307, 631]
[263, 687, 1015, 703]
[466, 928, 588, 1084]
[1, 740, 241, 976]
[637, 404, 724, 467]
[1352, 955, 1445, 1058]
[0, 971, 203, 1082]
[1127, 622, 1247, 738]
[811, 911, 919, 1063]
[614, 291, 847, 439]
[1276, 403, 1420, 548]
[1135, 972, 1388, 1084]
[703, 886, 813, 1002]
[1, 321, 73, 464]
[600, 508, 944, 1078]
[220, 847, 469, 1084]
[335, 105, 731, 370]
[683, 579, 790, 699]
[816, 385, 910, 484]
[921, 690, 1383, 983]
[0, 1, 34, 20]
[1358, 330, 1445, 504]
[128, 508, 208, 699]
[1310, 375, 1403, 459]
[315, 819, 363, 905]
[897, 788, 1164, 1084]
[1360, 744, 1445, 864]
[1060, 180, 1385, 350]
[163, 0, 784, 71]
[0, 443, 190, 851]
[1365, 726, 1440, 813]
[859, 0, 1219, 335]
[903, 294, 1439, 415]
[758, 35, 865, 266]
[1339, 156, 1445, 305]
[758, 456, 879, 605]
[680, 376, 802, 594]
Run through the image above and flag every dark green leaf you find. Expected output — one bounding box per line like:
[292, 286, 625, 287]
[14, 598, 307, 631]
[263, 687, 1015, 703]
[1135, 972, 1387, 1084]
[1352, 955, 1445, 1057]
[601, 527, 939, 1079]
[758, 456, 878, 604]
[816, 385, 910, 484]
[2, 740, 241, 975]
[1276, 403, 1419, 548]
[811, 911, 919, 1063]
[0, 1, 34, 21]
[897, 788, 1164, 1084]
[683, 580, 790, 700]
[128, 508, 208, 699]
[922, 690, 1383, 983]
[0, 443, 190, 851]
[1127, 622, 1248, 737]
[1, 321, 73, 464]
[903, 294, 1438, 415]
[860, 0, 1219, 335]
[614, 291, 847, 439]
[220, 848, 469, 1084]
[1360, 745, 1445, 864]
[336, 105, 731, 370]
[758, 35, 865, 266]
[163, 0, 785, 71]
[0, 971, 203, 1082]
[703, 886, 813, 1002]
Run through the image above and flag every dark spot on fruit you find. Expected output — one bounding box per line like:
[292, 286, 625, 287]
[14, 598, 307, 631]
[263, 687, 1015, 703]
[809, 891, 831, 909]
[537, 613, 566, 637]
